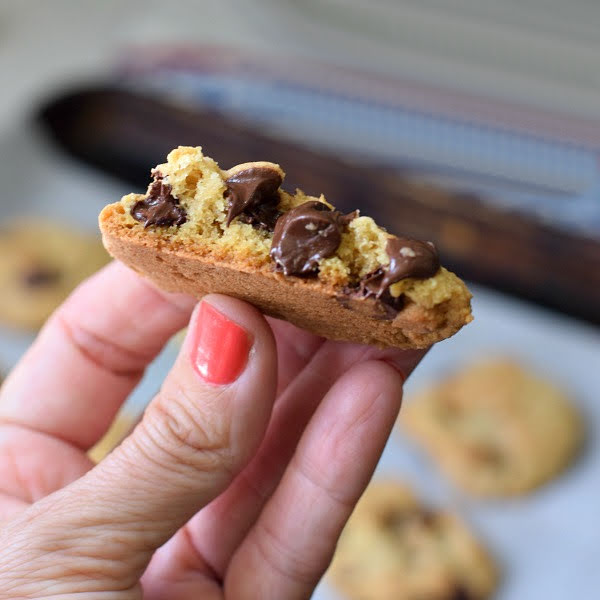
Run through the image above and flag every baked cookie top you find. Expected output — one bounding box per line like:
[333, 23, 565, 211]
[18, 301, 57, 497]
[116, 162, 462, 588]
[100, 146, 472, 348]
[400, 359, 583, 496]
[0, 222, 109, 329]
[328, 481, 498, 600]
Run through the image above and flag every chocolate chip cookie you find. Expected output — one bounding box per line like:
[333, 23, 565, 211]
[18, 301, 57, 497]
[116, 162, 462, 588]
[99, 146, 472, 348]
[328, 481, 498, 600]
[400, 360, 583, 496]
[0, 222, 110, 329]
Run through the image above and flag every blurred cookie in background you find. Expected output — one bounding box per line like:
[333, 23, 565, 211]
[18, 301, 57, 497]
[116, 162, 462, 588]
[328, 481, 498, 600]
[400, 359, 583, 497]
[170, 327, 187, 347]
[88, 409, 140, 463]
[0, 221, 110, 329]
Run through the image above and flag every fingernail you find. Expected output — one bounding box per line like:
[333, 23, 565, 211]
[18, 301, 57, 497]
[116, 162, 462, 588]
[191, 301, 252, 384]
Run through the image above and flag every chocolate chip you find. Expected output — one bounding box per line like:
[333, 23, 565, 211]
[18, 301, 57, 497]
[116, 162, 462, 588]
[237, 203, 283, 232]
[343, 237, 439, 319]
[22, 266, 61, 287]
[362, 237, 440, 299]
[270, 201, 357, 276]
[380, 507, 439, 532]
[341, 281, 405, 320]
[469, 444, 505, 467]
[448, 584, 473, 600]
[131, 176, 187, 228]
[414, 509, 438, 528]
[225, 166, 283, 229]
[379, 508, 408, 531]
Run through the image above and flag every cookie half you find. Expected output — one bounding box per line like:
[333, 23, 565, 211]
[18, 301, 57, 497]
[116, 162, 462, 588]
[0, 222, 110, 329]
[99, 146, 472, 348]
[328, 481, 498, 600]
[400, 359, 583, 496]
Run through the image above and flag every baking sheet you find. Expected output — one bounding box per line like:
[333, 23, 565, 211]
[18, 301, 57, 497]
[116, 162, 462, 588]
[1, 125, 599, 599]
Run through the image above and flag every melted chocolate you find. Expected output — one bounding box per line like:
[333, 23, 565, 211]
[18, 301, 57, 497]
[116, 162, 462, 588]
[131, 176, 187, 228]
[415, 509, 438, 528]
[237, 203, 283, 232]
[449, 584, 473, 600]
[469, 444, 505, 467]
[270, 201, 356, 276]
[362, 237, 440, 299]
[341, 283, 404, 320]
[380, 508, 437, 531]
[225, 166, 283, 229]
[341, 237, 440, 320]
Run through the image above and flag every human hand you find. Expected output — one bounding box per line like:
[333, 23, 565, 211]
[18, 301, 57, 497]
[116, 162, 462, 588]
[0, 261, 424, 600]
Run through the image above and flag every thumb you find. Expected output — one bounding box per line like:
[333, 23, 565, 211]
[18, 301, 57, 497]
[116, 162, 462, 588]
[2, 296, 277, 590]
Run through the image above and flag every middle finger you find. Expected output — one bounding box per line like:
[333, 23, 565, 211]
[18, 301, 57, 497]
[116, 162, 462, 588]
[185, 339, 425, 575]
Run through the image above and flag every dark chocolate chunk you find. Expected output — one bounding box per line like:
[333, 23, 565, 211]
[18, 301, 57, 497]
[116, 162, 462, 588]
[361, 237, 440, 299]
[469, 444, 505, 467]
[414, 508, 438, 528]
[341, 237, 439, 320]
[340, 281, 404, 320]
[380, 507, 438, 531]
[237, 203, 283, 232]
[225, 166, 283, 229]
[448, 584, 473, 600]
[131, 176, 187, 228]
[379, 508, 408, 531]
[270, 201, 357, 276]
[22, 266, 61, 287]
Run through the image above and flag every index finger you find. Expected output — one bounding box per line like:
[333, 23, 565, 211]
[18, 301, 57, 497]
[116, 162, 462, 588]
[0, 261, 195, 449]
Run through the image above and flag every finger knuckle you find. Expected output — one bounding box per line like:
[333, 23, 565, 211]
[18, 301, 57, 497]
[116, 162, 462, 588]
[295, 453, 355, 510]
[255, 520, 323, 587]
[0, 507, 139, 595]
[139, 383, 234, 476]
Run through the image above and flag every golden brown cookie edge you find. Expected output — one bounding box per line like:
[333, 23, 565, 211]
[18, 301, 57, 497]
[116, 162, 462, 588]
[100, 205, 471, 349]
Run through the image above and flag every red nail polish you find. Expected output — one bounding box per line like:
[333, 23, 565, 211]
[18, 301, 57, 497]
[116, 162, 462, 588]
[191, 302, 251, 384]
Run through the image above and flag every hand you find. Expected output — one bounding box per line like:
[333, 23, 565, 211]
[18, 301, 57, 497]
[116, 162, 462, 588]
[0, 262, 424, 600]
